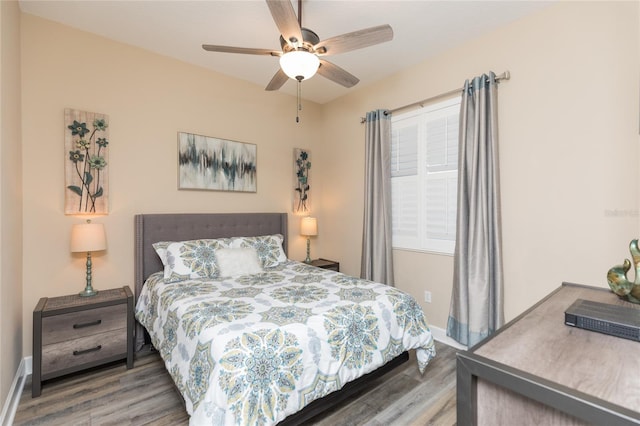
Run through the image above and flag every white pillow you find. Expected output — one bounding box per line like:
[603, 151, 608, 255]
[216, 247, 263, 277]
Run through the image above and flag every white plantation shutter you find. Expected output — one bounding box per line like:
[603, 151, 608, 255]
[423, 173, 457, 251]
[391, 117, 419, 248]
[391, 121, 418, 176]
[391, 176, 418, 247]
[391, 97, 460, 254]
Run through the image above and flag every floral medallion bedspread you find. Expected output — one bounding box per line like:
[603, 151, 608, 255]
[135, 261, 436, 425]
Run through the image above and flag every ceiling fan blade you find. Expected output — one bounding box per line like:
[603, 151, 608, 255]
[265, 68, 289, 91]
[317, 59, 359, 88]
[314, 24, 393, 56]
[202, 45, 280, 56]
[266, 0, 303, 48]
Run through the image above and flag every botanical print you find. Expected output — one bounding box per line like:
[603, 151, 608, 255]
[64, 109, 109, 214]
[293, 148, 311, 213]
[178, 132, 256, 192]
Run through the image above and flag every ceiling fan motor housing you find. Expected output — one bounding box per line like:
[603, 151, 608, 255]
[280, 27, 320, 53]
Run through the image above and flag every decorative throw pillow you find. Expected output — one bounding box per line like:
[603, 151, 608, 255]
[215, 247, 263, 277]
[152, 241, 172, 265]
[161, 238, 230, 283]
[230, 234, 287, 268]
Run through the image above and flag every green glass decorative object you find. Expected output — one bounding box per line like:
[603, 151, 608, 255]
[607, 239, 640, 304]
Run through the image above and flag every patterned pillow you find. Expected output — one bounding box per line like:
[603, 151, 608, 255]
[152, 241, 172, 265]
[160, 238, 230, 282]
[230, 234, 287, 268]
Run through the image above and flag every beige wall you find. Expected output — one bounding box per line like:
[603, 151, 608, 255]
[15, 1, 640, 360]
[1, 0, 23, 408]
[20, 14, 323, 355]
[321, 1, 640, 330]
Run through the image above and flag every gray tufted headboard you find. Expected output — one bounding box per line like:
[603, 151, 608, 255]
[133, 212, 288, 348]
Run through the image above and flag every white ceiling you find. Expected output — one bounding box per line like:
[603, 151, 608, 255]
[18, 0, 553, 104]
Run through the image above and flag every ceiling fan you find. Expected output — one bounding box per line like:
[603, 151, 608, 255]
[202, 0, 394, 91]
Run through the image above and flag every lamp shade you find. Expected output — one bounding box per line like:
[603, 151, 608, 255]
[280, 51, 320, 81]
[300, 217, 318, 236]
[70, 222, 106, 253]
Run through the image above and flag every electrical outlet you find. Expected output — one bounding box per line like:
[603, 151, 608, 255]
[424, 291, 432, 303]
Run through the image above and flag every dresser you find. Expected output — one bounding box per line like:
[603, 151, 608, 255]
[32, 286, 134, 397]
[456, 282, 640, 425]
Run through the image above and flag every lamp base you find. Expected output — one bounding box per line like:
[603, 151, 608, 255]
[304, 237, 312, 264]
[80, 251, 98, 297]
[79, 288, 98, 297]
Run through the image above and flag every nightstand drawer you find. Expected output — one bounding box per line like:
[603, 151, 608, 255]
[42, 328, 127, 377]
[42, 304, 127, 345]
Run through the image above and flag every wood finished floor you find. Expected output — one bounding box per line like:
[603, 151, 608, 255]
[14, 340, 457, 426]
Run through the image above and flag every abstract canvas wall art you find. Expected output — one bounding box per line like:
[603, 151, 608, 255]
[178, 132, 257, 192]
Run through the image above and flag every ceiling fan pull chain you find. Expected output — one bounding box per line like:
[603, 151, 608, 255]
[296, 79, 302, 123]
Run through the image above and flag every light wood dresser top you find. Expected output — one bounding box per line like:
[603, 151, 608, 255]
[474, 283, 640, 411]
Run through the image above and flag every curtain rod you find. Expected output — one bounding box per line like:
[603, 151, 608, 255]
[359, 70, 510, 124]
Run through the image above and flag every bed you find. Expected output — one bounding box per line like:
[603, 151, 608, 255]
[134, 212, 436, 425]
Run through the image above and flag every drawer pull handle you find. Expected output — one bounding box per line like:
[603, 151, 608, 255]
[73, 319, 102, 329]
[73, 345, 102, 356]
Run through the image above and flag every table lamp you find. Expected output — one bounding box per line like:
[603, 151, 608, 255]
[70, 219, 106, 297]
[300, 216, 318, 264]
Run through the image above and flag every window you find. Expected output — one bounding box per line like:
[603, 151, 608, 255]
[391, 96, 460, 254]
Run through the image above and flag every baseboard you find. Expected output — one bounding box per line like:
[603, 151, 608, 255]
[0, 356, 30, 426]
[24, 356, 32, 376]
[430, 325, 467, 351]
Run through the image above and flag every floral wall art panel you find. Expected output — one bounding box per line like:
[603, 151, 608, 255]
[64, 108, 109, 215]
[293, 148, 311, 214]
[178, 132, 257, 192]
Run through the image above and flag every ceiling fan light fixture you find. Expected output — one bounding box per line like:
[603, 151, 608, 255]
[280, 50, 320, 81]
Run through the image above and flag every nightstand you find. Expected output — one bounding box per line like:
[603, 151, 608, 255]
[310, 258, 340, 272]
[32, 286, 134, 397]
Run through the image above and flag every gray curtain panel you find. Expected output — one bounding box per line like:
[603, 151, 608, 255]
[361, 109, 394, 285]
[447, 72, 504, 347]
